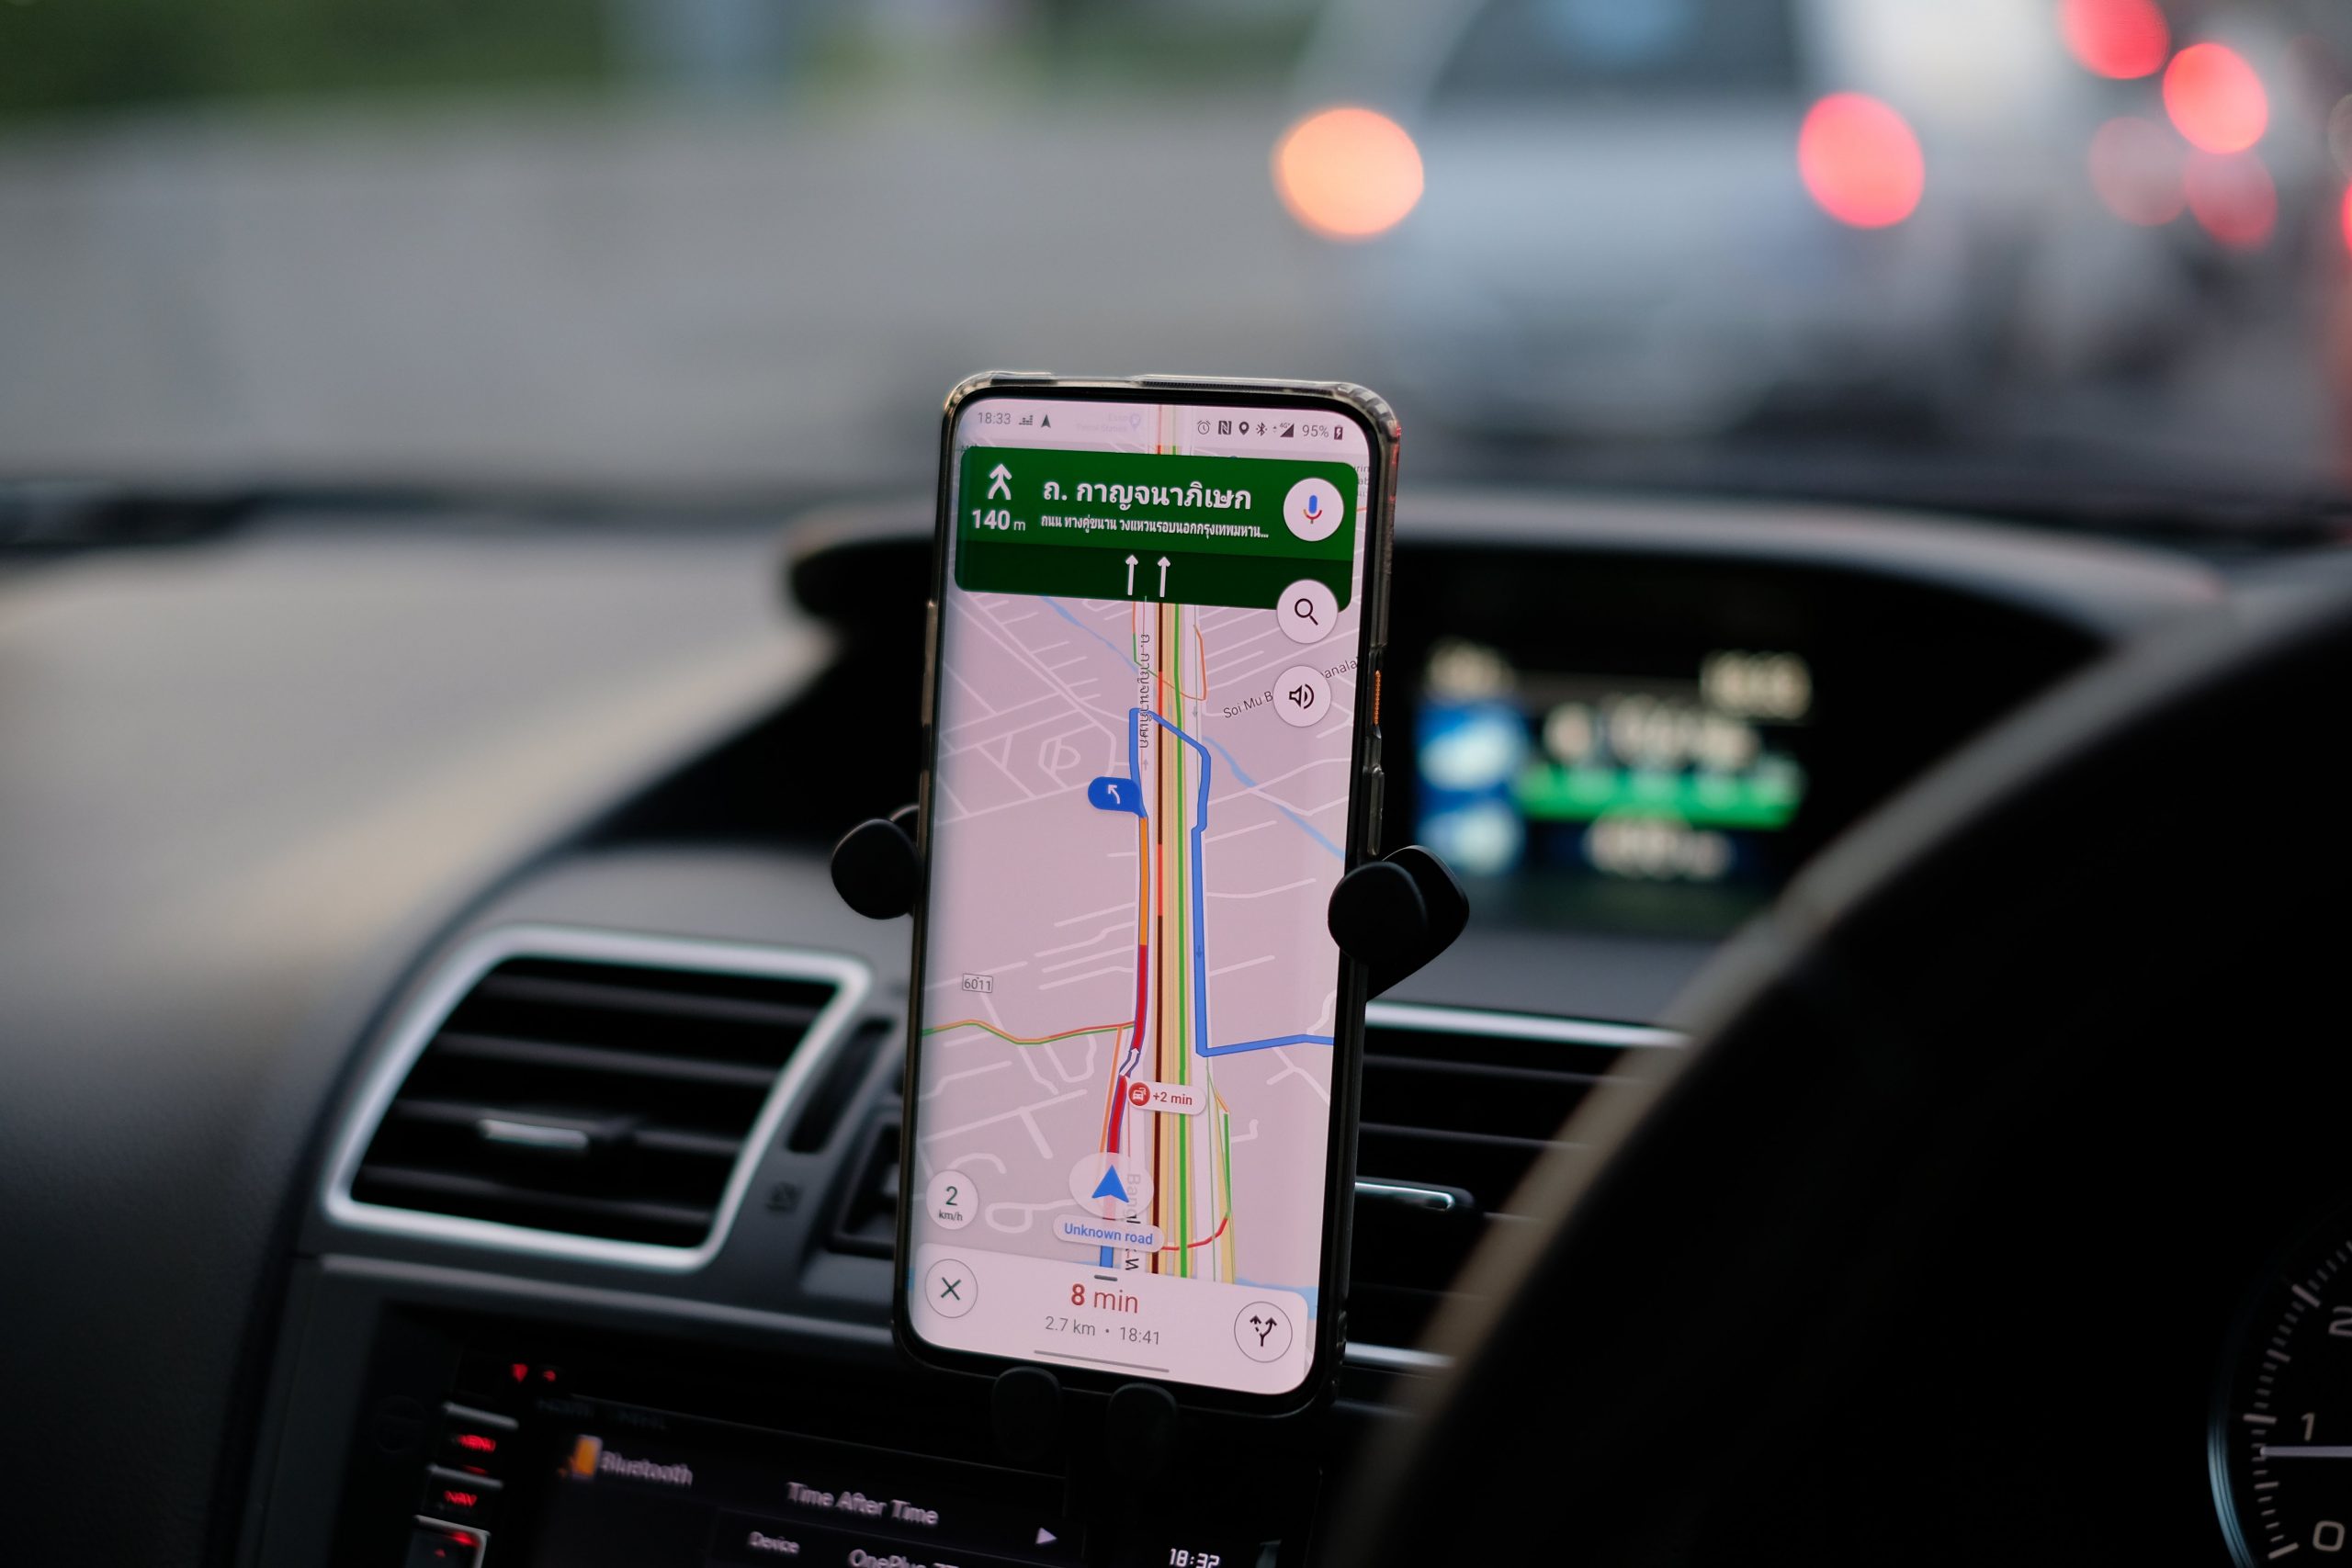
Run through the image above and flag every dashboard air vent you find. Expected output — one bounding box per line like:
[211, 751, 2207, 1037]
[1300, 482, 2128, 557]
[848, 1003, 1677, 1359]
[330, 927, 868, 1267]
[829, 1110, 903, 1258]
[1348, 1003, 1680, 1351]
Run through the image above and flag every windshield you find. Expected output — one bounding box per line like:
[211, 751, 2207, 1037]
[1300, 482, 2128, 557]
[1, 0, 2343, 512]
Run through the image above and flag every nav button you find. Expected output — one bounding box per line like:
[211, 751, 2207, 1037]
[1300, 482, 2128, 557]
[420, 1466, 501, 1527]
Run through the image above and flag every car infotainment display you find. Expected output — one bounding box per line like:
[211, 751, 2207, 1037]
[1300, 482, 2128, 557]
[514, 1398, 1083, 1568]
[1412, 637, 1813, 929]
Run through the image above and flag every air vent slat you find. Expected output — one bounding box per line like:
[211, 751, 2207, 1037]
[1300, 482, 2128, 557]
[1358, 1122, 1570, 1156]
[344, 943, 854, 1256]
[1366, 1057, 1614, 1087]
[469, 972, 827, 1033]
[389, 1097, 691, 1138]
[428, 1031, 780, 1090]
[632, 1126, 748, 1160]
[353, 1164, 716, 1246]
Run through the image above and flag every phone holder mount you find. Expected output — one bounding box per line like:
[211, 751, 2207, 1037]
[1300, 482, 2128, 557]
[828, 806, 1466, 1510]
[830, 805, 1468, 998]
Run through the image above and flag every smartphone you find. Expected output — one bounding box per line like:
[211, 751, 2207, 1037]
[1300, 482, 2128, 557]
[894, 373, 1399, 1411]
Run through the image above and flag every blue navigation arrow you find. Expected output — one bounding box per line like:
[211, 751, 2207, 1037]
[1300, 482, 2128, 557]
[1091, 1166, 1130, 1203]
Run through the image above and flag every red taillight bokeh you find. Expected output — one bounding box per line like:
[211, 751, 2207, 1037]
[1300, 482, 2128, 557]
[2088, 117, 2186, 225]
[1798, 94, 1925, 229]
[2165, 43, 2269, 154]
[2184, 151, 2277, 247]
[1272, 107, 1425, 241]
[2061, 0, 2171, 79]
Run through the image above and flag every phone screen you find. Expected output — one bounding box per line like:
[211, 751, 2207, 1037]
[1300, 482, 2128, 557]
[904, 389, 1381, 1400]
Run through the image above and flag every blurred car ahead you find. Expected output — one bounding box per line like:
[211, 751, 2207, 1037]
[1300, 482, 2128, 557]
[1294, 0, 2314, 441]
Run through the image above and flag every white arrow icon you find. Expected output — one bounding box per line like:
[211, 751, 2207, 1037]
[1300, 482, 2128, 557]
[986, 463, 1012, 501]
[1035, 1529, 1057, 1547]
[1124, 554, 1138, 595]
[1157, 556, 1171, 595]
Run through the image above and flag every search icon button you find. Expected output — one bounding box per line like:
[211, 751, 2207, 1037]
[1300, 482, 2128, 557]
[1279, 579, 1338, 645]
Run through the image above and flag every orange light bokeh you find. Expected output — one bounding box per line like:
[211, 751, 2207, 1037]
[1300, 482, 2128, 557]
[2060, 0, 2171, 79]
[2087, 116, 2186, 225]
[1272, 107, 1426, 242]
[2165, 42, 2269, 154]
[1798, 94, 1925, 229]
[2183, 150, 2277, 247]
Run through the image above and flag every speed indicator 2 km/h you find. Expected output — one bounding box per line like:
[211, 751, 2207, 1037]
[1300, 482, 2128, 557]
[2214, 1211, 2352, 1563]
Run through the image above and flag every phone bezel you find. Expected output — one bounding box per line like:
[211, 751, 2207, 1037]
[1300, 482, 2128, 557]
[892, 372, 1400, 1416]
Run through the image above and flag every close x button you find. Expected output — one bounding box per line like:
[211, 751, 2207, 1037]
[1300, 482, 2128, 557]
[421, 1465, 503, 1527]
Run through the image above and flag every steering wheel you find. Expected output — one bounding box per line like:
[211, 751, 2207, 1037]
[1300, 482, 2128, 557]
[1338, 577, 2352, 1565]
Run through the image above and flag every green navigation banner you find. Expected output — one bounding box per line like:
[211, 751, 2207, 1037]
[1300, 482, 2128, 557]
[954, 445, 1358, 610]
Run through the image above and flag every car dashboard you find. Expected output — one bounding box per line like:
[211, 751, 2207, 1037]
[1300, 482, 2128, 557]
[0, 490, 2225, 1566]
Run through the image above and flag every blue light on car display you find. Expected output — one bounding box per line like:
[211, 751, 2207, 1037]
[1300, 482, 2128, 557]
[1415, 699, 1532, 877]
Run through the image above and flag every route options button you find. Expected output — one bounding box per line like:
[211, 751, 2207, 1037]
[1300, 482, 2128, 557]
[1274, 665, 1331, 729]
[924, 1258, 978, 1319]
[1235, 1301, 1294, 1362]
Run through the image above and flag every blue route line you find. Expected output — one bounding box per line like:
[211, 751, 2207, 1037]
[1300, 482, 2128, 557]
[1198, 1033, 1336, 1057]
[1084, 694, 1337, 1264]
[1125, 706, 1215, 1080]
[1113, 708, 1338, 1065]
[1044, 592, 1343, 864]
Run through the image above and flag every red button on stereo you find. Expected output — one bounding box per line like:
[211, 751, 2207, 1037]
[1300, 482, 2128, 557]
[421, 1465, 502, 1526]
[436, 1427, 504, 1471]
[407, 1518, 487, 1568]
[435, 1402, 517, 1474]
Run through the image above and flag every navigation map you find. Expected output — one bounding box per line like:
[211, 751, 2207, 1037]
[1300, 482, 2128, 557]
[908, 396, 1374, 1395]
